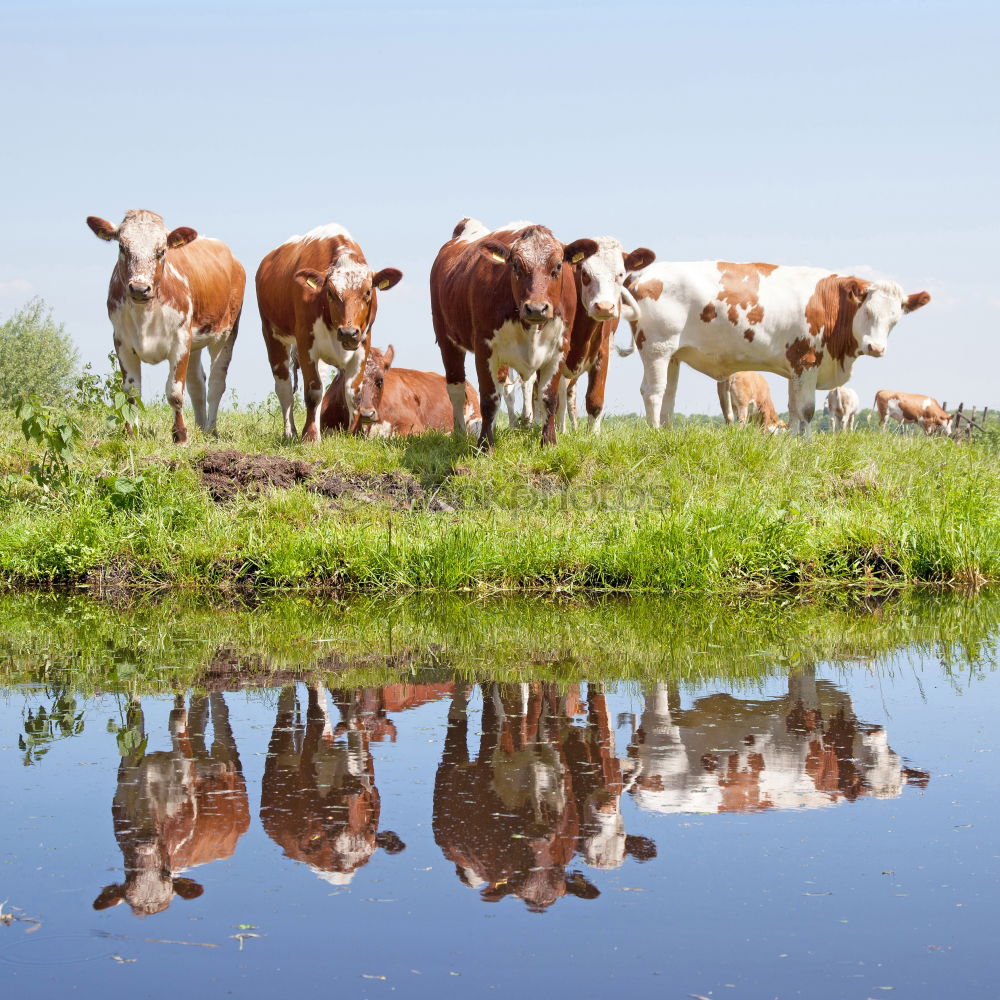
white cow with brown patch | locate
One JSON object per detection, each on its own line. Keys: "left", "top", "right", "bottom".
{"left": 825, "top": 386, "right": 860, "bottom": 431}
{"left": 619, "top": 262, "right": 930, "bottom": 435}
{"left": 87, "top": 210, "right": 246, "bottom": 443}
{"left": 874, "top": 390, "right": 952, "bottom": 435}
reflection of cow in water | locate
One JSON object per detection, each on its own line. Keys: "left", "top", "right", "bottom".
{"left": 93, "top": 694, "right": 250, "bottom": 916}
{"left": 628, "top": 669, "right": 929, "bottom": 814}
{"left": 434, "top": 682, "right": 655, "bottom": 911}
{"left": 260, "top": 683, "right": 450, "bottom": 886}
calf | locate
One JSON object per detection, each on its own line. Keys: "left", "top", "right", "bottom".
{"left": 620, "top": 261, "right": 930, "bottom": 434}
{"left": 825, "top": 386, "right": 860, "bottom": 431}
{"left": 717, "top": 371, "right": 787, "bottom": 432}
{"left": 430, "top": 218, "right": 598, "bottom": 447}
{"left": 559, "top": 239, "right": 654, "bottom": 433}
{"left": 320, "top": 345, "right": 481, "bottom": 438}
{"left": 256, "top": 224, "right": 402, "bottom": 441}
{"left": 874, "top": 390, "right": 952, "bottom": 435}
{"left": 87, "top": 210, "right": 245, "bottom": 443}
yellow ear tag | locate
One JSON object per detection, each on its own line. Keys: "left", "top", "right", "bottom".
{"left": 490, "top": 251, "right": 506, "bottom": 263}
{"left": 169, "top": 236, "right": 185, "bottom": 249}
{"left": 378, "top": 279, "right": 390, "bottom": 290}
{"left": 306, "top": 278, "right": 319, "bottom": 291}
{"left": 571, "top": 252, "right": 585, "bottom": 264}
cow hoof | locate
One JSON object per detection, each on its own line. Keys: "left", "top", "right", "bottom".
{"left": 302, "top": 426, "right": 320, "bottom": 443}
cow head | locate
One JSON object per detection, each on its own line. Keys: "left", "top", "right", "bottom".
{"left": 355, "top": 345, "right": 395, "bottom": 429}
{"left": 87, "top": 210, "right": 197, "bottom": 304}
{"left": 848, "top": 278, "right": 930, "bottom": 358}
{"left": 295, "top": 257, "right": 402, "bottom": 351}
{"left": 577, "top": 239, "right": 655, "bottom": 322}
{"left": 480, "top": 226, "right": 598, "bottom": 326}
{"left": 93, "top": 849, "right": 204, "bottom": 917}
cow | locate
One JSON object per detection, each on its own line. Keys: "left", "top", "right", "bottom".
{"left": 874, "top": 390, "right": 952, "bottom": 435}
{"left": 825, "top": 386, "right": 861, "bottom": 431}
{"left": 430, "top": 218, "right": 598, "bottom": 448}
{"left": 86, "top": 210, "right": 245, "bottom": 444}
{"left": 320, "top": 344, "right": 481, "bottom": 438}
{"left": 255, "top": 224, "right": 402, "bottom": 441}
{"left": 619, "top": 261, "right": 930, "bottom": 434}
{"left": 626, "top": 673, "right": 928, "bottom": 816}
{"left": 717, "top": 371, "right": 787, "bottom": 432}
{"left": 260, "top": 684, "right": 407, "bottom": 886}
{"left": 93, "top": 694, "right": 250, "bottom": 916}
{"left": 558, "top": 239, "right": 655, "bottom": 433}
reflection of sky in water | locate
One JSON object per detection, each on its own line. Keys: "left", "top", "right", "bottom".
{"left": 1, "top": 654, "right": 996, "bottom": 997}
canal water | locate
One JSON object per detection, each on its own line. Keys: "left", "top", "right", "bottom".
{"left": 0, "top": 592, "right": 996, "bottom": 997}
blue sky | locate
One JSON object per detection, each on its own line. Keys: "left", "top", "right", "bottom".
{"left": 1, "top": 0, "right": 997, "bottom": 415}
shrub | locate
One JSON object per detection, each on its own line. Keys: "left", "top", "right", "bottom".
{"left": 0, "top": 298, "right": 79, "bottom": 405}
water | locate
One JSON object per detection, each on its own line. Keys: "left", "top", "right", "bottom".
{"left": 0, "top": 593, "right": 997, "bottom": 997}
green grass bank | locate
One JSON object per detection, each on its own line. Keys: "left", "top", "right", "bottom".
{"left": 1, "top": 404, "right": 998, "bottom": 593}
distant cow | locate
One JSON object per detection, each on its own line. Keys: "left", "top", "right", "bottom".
{"left": 620, "top": 261, "right": 930, "bottom": 434}
{"left": 320, "top": 345, "right": 481, "bottom": 438}
{"left": 256, "top": 224, "right": 402, "bottom": 441}
{"left": 717, "top": 372, "right": 787, "bottom": 432}
{"left": 825, "top": 386, "right": 860, "bottom": 431}
{"left": 874, "top": 390, "right": 952, "bottom": 435}
{"left": 558, "top": 239, "right": 655, "bottom": 433}
{"left": 87, "top": 210, "right": 245, "bottom": 443}
{"left": 430, "top": 218, "right": 598, "bottom": 447}
{"left": 93, "top": 695, "right": 249, "bottom": 916}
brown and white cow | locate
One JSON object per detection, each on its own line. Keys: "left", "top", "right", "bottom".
{"left": 874, "top": 390, "right": 952, "bottom": 435}
{"left": 255, "top": 224, "right": 402, "bottom": 441}
{"left": 93, "top": 694, "right": 250, "bottom": 916}
{"left": 320, "top": 344, "right": 481, "bottom": 438}
{"left": 825, "top": 386, "right": 861, "bottom": 431}
{"left": 717, "top": 371, "right": 787, "bottom": 432}
{"left": 619, "top": 261, "right": 930, "bottom": 434}
{"left": 430, "top": 218, "right": 598, "bottom": 448}
{"left": 87, "top": 210, "right": 245, "bottom": 443}
{"left": 557, "top": 238, "right": 655, "bottom": 434}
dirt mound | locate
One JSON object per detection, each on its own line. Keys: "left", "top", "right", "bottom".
{"left": 309, "top": 471, "right": 428, "bottom": 509}
{"left": 196, "top": 450, "right": 315, "bottom": 502}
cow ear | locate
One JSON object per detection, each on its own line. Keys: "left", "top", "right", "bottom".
{"left": 172, "top": 877, "right": 204, "bottom": 900}
{"left": 563, "top": 238, "right": 599, "bottom": 265}
{"left": 383, "top": 344, "right": 395, "bottom": 368}
{"left": 372, "top": 267, "right": 402, "bottom": 292}
{"left": 624, "top": 834, "right": 658, "bottom": 862}
{"left": 295, "top": 268, "right": 326, "bottom": 295}
{"left": 375, "top": 830, "right": 406, "bottom": 854}
{"left": 903, "top": 290, "right": 931, "bottom": 313}
{"left": 87, "top": 216, "right": 118, "bottom": 242}
{"left": 167, "top": 227, "right": 197, "bottom": 250}
{"left": 92, "top": 883, "right": 125, "bottom": 910}
{"left": 841, "top": 277, "right": 869, "bottom": 305}
{"left": 480, "top": 240, "right": 509, "bottom": 265}
{"left": 624, "top": 247, "right": 656, "bottom": 271}
{"left": 564, "top": 871, "right": 600, "bottom": 900}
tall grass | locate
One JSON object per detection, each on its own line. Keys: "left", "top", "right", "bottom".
{"left": 1, "top": 403, "right": 998, "bottom": 592}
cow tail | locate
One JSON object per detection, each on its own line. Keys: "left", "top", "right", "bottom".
{"left": 615, "top": 286, "right": 640, "bottom": 357}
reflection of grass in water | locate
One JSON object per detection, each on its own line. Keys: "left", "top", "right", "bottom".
{"left": 0, "top": 588, "right": 996, "bottom": 695}
{"left": 2, "top": 411, "right": 1000, "bottom": 590}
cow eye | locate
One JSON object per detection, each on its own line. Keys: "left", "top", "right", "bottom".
{"left": 364, "top": 289, "right": 372, "bottom": 300}
{"left": 551, "top": 267, "right": 560, "bottom": 278}
{"left": 375, "top": 378, "right": 384, "bottom": 388}
{"left": 156, "top": 248, "right": 166, "bottom": 259}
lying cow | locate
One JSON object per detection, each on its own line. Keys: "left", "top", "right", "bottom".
{"left": 256, "top": 224, "right": 402, "bottom": 441}
{"left": 87, "top": 210, "right": 245, "bottom": 443}
{"left": 717, "top": 371, "right": 787, "bottom": 432}
{"left": 874, "top": 390, "right": 952, "bottom": 435}
{"left": 430, "top": 218, "right": 598, "bottom": 447}
{"left": 825, "top": 386, "right": 860, "bottom": 431}
{"left": 620, "top": 261, "right": 930, "bottom": 434}
{"left": 320, "top": 345, "right": 481, "bottom": 437}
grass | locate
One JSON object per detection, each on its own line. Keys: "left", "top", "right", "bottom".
{"left": 1, "top": 400, "right": 999, "bottom": 593}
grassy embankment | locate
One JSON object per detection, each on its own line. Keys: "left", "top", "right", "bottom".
{"left": 1, "top": 587, "right": 996, "bottom": 694}
{"left": 1, "top": 402, "right": 998, "bottom": 592}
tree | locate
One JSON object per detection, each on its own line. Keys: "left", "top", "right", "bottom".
{"left": 0, "top": 297, "right": 79, "bottom": 405}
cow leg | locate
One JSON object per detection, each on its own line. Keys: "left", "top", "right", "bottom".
{"left": 114, "top": 339, "right": 142, "bottom": 421}
{"left": 566, "top": 377, "right": 580, "bottom": 432}
{"left": 166, "top": 343, "right": 192, "bottom": 445}
{"left": 556, "top": 377, "right": 569, "bottom": 433}
{"left": 879, "top": 412, "right": 888, "bottom": 433}
{"left": 204, "top": 321, "right": 238, "bottom": 434}
{"left": 717, "top": 381, "right": 734, "bottom": 424}
{"left": 639, "top": 347, "right": 669, "bottom": 429}
{"left": 477, "top": 352, "right": 501, "bottom": 449}
{"left": 298, "top": 349, "right": 325, "bottom": 443}
{"left": 787, "top": 373, "right": 817, "bottom": 436}
{"left": 538, "top": 361, "right": 561, "bottom": 446}
{"left": 264, "top": 324, "right": 297, "bottom": 439}
{"left": 186, "top": 347, "right": 208, "bottom": 430}
{"left": 524, "top": 371, "right": 540, "bottom": 425}
{"left": 846, "top": 413, "right": 855, "bottom": 431}
{"left": 440, "top": 339, "right": 470, "bottom": 436}
{"left": 659, "top": 356, "right": 681, "bottom": 428}
{"left": 585, "top": 358, "right": 608, "bottom": 434}
{"left": 499, "top": 367, "right": 518, "bottom": 428}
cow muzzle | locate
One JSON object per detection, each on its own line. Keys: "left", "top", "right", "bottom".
{"left": 128, "top": 281, "right": 154, "bottom": 303}
{"left": 358, "top": 407, "right": 377, "bottom": 424}
{"left": 866, "top": 344, "right": 885, "bottom": 358}
{"left": 521, "top": 302, "right": 552, "bottom": 324}
{"left": 337, "top": 327, "right": 362, "bottom": 349}
{"left": 588, "top": 301, "right": 616, "bottom": 321}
